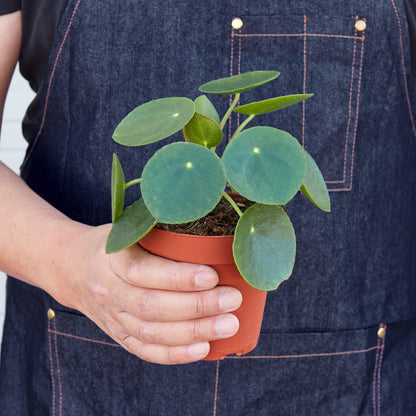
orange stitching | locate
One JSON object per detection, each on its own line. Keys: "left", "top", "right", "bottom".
{"left": 237, "top": 29, "right": 242, "bottom": 128}
{"left": 390, "top": 0, "right": 416, "bottom": 140}
{"left": 372, "top": 337, "right": 381, "bottom": 416}
{"left": 235, "top": 33, "right": 364, "bottom": 40}
{"left": 377, "top": 325, "right": 387, "bottom": 416}
{"left": 329, "top": 34, "right": 365, "bottom": 192}
{"left": 48, "top": 321, "right": 56, "bottom": 416}
{"left": 347, "top": 33, "right": 365, "bottom": 191}
{"left": 229, "top": 31, "right": 235, "bottom": 142}
{"left": 53, "top": 321, "right": 63, "bottom": 416}
{"left": 326, "top": 20, "right": 358, "bottom": 184}
{"left": 20, "top": 0, "right": 82, "bottom": 172}
{"left": 48, "top": 329, "right": 120, "bottom": 348}
{"left": 302, "top": 15, "right": 307, "bottom": 148}
{"left": 342, "top": 24, "right": 358, "bottom": 183}
{"left": 212, "top": 360, "right": 220, "bottom": 416}
{"left": 226, "top": 344, "right": 380, "bottom": 359}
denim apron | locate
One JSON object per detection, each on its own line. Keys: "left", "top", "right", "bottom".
{"left": 1, "top": 1, "right": 416, "bottom": 414}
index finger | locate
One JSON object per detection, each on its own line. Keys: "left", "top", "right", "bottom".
{"left": 109, "top": 243, "right": 219, "bottom": 291}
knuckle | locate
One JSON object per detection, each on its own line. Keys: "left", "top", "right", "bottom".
{"left": 91, "top": 281, "right": 109, "bottom": 306}
{"left": 167, "top": 263, "right": 188, "bottom": 291}
{"left": 135, "top": 344, "right": 149, "bottom": 362}
{"left": 191, "top": 320, "right": 203, "bottom": 341}
{"left": 137, "top": 323, "right": 153, "bottom": 343}
{"left": 166, "top": 347, "right": 180, "bottom": 365}
{"left": 194, "top": 293, "right": 206, "bottom": 317}
{"left": 125, "top": 258, "right": 143, "bottom": 285}
{"left": 137, "top": 290, "right": 158, "bottom": 319}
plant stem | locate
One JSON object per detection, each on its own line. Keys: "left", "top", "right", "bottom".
{"left": 124, "top": 178, "right": 141, "bottom": 189}
{"left": 220, "top": 93, "right": 240, "bottom": 130}
{"left": 223, "top": 191, "right": 243, "bottom": 217}
{"left": 230, "top": 114, "right": 255, "bottom": 141}
{"left": 182, "top": 127, "right": 190, "bottom": 142}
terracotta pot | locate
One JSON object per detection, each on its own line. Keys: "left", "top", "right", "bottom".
{"left": 139, "top": 227, "right": 267, "bottom": 360}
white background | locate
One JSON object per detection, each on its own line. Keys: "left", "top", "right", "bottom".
{"left": 0, "top": 69, "right": 35, "bottom": 346}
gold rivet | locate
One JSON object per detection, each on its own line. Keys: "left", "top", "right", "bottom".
{"left": 47, "top": 308, "right": 55, "bottom": 320}
{"left": 377, "top": 327, "right": 386, "bottom": 339}
{"left": 232, "top": 17, "right": 243, "bottom": 30}
{"left": 355, "top": 19, "right": 366, "bottom": 32}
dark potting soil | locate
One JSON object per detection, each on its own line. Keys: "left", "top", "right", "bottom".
{"left": 156, "top": 196, "right": 254, "bottom": 236}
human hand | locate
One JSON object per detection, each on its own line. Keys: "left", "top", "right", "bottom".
{"left": 55, "top": 224, "right": 242, "bottom": 365}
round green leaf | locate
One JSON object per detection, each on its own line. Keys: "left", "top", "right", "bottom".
{"left": 194, "top": 95, "right": 220, "bottom": 124}
{"left": 113, "top": 97, "right": 195, "bottom": 146}
{"left": 199, "top": 71, "right": 280, "bottom": 95}
{"left": 234, "top": 94, "right": 313, "bottom": 115}
{"left": 111, "top": 153, "right": 125, "bottom": 223}
{"left": 301, "top": 150, "right": 331, "bottom": 212}
{"left": 222, "top": 126, "right": 306, "bottom": 205}
{"left": 141, "top": 142, "right": 226, "bottom": 224}
{"left": 183, "top": 112, "right": 223, "bottom": 148}
{"left": 233, "top": 204, "right": 296, "bottom": 291}
{"left": 105, "top": 199, "right": 156, "bottom": 254}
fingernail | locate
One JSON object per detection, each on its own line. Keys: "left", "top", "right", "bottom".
{"left": 215, "top": 314, "right": 239, "bottom": 337}
{"left": 194, "top": 271, "right": 218, "bottom": 289}
{"left": 188, "top": 342, "right": 210, "bottom": 358}
{"left": 218, "top": 289, "right": 242, "bottom": 312}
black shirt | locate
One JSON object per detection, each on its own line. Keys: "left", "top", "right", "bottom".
{"left": 1, "top": 0, "right": 416, "bottom": 138}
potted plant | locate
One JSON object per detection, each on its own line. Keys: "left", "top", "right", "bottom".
{"left": 105, "top": 71, "right": 330, "bottom": 360}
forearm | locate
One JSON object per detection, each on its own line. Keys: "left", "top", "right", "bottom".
{"left": 0, "top": 161, "right": 91, "bottom": 303}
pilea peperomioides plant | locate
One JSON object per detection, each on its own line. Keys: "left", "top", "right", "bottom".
{"left": 106, "top": 71, "right": 330, "bottom": 291}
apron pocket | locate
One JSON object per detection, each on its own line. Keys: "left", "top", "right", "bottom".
{"left": 47, "top": 309, "right": 385, "bottom": 415}
{"left": 214, "top": 325, "right": 385, "bottom": 416}
{"left": 228, "top": 13, "right": 366, "bottom": 192}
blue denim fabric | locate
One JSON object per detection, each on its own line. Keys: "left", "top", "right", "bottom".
{"left": 1, "top": 0, "right": 416, "bottom": 414}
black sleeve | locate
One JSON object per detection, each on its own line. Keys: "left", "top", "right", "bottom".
{"left": 0, "top": 0, "right": 21, "bottom": 16}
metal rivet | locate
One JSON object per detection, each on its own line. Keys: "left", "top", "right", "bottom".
{"left": 377, "top": 327, "right": 386, "bottom": 339}
{"left": 47, "top": 308, "right": 56, "bottom": 320}
{"left": 232, "top": 17, "right": 243, "bottom": 30}
{"left": 355, "top": 19, "right": 366, "bottom": 32}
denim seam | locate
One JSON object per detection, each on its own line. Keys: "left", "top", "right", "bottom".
{"left": 372, "top": 337, "right": 381, "bottom": 416}
{"left": 331, "top": 30, "right": 365, "bottom": 192}
{"left": 20, "top": 0, "right": 82, "bottom": 171}
{"left": 213, "top": 360, "right": 220, "bottom": 416}
{"left": 235, "top": 33, "right": 364, "bottom": 40}
{"left": 390, "top": 0, "right": 416, "bottom": 140}
{"left": 327, "top": 18, "right": 358, "bottom": 185}
{"left": 377, "top": 325, "right": 386, "bottom": 416}
{"left": 48, "top": 329, "right": 121, "bottom": 348}
{"left": 228, "top": 28, "right": 243, "bottom": 142}
{"left": 53, "top": 320, "right": 63, "bottom": 416}
{"left": 302, "top": 15, "right": 307, "bottom": 147}
{"left": 47, "top": 320, "right": 56, "bottom": 416}
{"left": 225, "top": 345, "right": 380, "bottom": 359}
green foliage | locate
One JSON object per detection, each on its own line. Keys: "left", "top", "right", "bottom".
{"left": 141, "top": 142, "right": 226, "bottom": 224}
{"left": 107, "top": 70, "right": 330, "bottom": 291}
{"left": 234, "top": 94, "right": 313, "bottom": 115}
{"left": 199, "top": 70, "right": 280, "bottom": 94}
{"left": 233, "top": 204, "right": 296, "bottom": 290}
{"left": 183, "top": 112, "right": 223, "bottom": 148}
{"left": 222, "top": 127, "right": 306, "bottom": 205}
{"left": 111, "top": 154, "right": 125, "bottom": 223}
{"left": 112, "top": 97, "right": 194, "bottom": 146}
{"left": 106, "top": 199, "right": 156, "bottom": 254}
{"left": 301, "top": 149, "right": 331, "bottom": 212}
